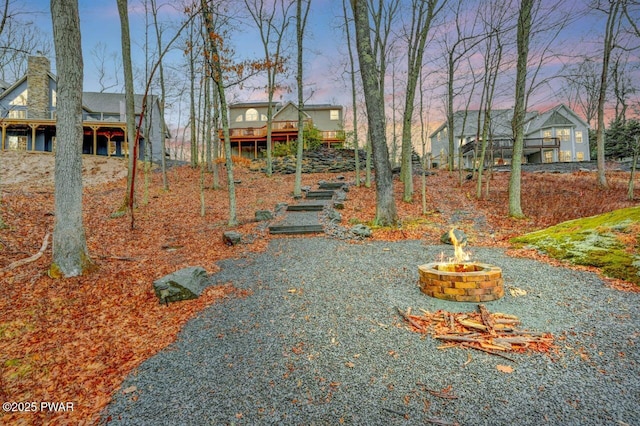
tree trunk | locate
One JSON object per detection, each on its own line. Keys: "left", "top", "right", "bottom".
{"left": 595, "top": 0, "right": 621, "bottom": 189}
{"left": 201, "top": 1, "right": 237, "bottom": 226}
{"left": 50, "top": 0, "right": 93, "bottom": 277}
{"left": 629, "top": 136, "right": 639, "bottom": 201}
{"left": 508, "top": 0, "right": 533, "bottom": 219}
{"left": 117, "top": 0, "right": 138, "bottom": 213}
{"left": 352, "top": 0, "right": 397, "bottom": 226}
{"left": 343, "top": 0, "right": 360, "bottom": 186}
{"left": 293, "top": 0, "right": 310, "bottom": 198}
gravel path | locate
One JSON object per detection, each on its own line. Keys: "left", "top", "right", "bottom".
{"left": 101, "top": 238, "right": 639, "bottom": 425}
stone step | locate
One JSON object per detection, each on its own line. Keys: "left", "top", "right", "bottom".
{"left": 318, "top": 182, "right": 345, "bottom": 189}
{"left": 287, "top": 201, "right": 327, "bottom": 212}
{"left": 306, "top": 190, "right": 335, "bottom": 200}
{"left": 268, "top": 224, "right": 324, "bottom": 234}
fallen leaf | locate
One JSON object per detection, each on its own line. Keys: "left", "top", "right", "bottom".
{"left": 496, "top": 364, "right": 513, "bottom": 373}
{"left": 345, "top": 361, "right": 355, "bottom": 368}
{"left": 122, "top": 386, "right": 137, "bottom": 394}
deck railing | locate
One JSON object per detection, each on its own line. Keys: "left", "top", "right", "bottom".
{"left": 461, "top": 137, "right": 560, "bottom": 154}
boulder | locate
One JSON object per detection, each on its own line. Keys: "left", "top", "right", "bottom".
{"left": 351, "top": 224, "right": 372, "bottom": 238}
{"left": 326, "top": 209, "right": 342, "bottom": 223}
{"left": 153, "top": 266, "right": 209, "bottom": 305}
{"left": 255, "top": 210, "right": 274, "bottom": 221}
{"left": 440, "top": 228, "right": 467, "bottom": 245}
{"left": 223, "top": 231, "right": 242, "bottom": 246}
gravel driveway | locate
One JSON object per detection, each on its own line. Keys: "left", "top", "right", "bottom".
{"left": 100, "top": 238, "right": 639, "bottom": 425}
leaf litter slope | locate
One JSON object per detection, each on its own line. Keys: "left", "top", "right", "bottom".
{"left": 0, "top": 152, "right": 637, "bottom": 424}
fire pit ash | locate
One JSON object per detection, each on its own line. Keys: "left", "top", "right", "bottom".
{"left": 418, "top": 229, "right": 504, "bottom": 302}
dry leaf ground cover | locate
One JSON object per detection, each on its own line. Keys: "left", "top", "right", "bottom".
{"left": 0, "top": 152, "right": 637, "bottom": 424}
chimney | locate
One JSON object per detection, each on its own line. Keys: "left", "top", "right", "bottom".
{"left": 27, "top": 56, "right": 51, "bottom": 119}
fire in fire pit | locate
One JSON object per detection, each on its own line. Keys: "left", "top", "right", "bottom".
{"left": 419, "top": 229, "right": 504, "bottom": 302}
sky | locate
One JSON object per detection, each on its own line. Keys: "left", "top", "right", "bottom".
{"left": 10, "top": 0, "right": 640, "bottom": 130}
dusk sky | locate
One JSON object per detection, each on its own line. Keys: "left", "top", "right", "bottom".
{"left": 13, "top": 0, "right": 640, "bottom": 128}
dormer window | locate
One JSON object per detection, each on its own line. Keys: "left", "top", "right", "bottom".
{"left": 330, "top": 109, "right": 339, "bottom": 120}
{"left": 245, "top": 108, "right": 258, "bottom": 121}
{"left": 235, "top": 115, "right": 243, "bottom": 122}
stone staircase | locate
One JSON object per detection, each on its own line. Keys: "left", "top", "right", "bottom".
{"left": 267, "top": 180, "right": 348, "bottom": 235}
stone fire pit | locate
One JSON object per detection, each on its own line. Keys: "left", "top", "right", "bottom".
{"left": 418, "top": 262, "right": 504, "bottom": 302}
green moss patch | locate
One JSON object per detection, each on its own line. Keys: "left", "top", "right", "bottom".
{"left": 511, "top": 206, "right": 640, "bottom": 285}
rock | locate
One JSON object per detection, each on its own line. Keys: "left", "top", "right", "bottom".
{"left": 334, "top": 190, "right": 347, "bottom": 202}
{"left": 351, "top": 224, "right": 372, "bottom": 238}
{"left": 275, "top": 203, "right": 288, "bottom": 215}
{"left": 255, "top": 210, "right": 274, "bottom": 221}
{"left": 153, "top": 266, "right": 209, "bottom": 305}
{"left": 327, "top": 209, "right": 342, "bottom": 223}
{"left": 223, "top": 231, "right": 242, "bottom": 246}
{"left": 440, "top": 228, "right": 467, "bottom": 245}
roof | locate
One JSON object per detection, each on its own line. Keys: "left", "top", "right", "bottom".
{"left": 82, "top": 92, "right": 156, "bottom": 114}
{"left": 430, "top": 105, "right": 586, "bottom": 139}
{"left": 229, "top": 101, "right": 342, "bottom": 111}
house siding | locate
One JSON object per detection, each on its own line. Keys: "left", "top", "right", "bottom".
{"left": 429, "top": 105, "right": 590, "bottom": 168}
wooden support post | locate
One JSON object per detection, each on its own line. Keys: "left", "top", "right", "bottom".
{"left": 1, "top": 123, "right": 6, "bottom": 150}
{"left": 30, "top": 124, "right": 38, "bottom": 151}
{"left": 91, "top": 125, "right": 99, "bottom": 155}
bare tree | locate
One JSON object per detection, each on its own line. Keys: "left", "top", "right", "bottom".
{"left": 293, "top": 0, "right": 310, "bottom": 198}
{"left": 90, "top": 42, "right": 122, "bottom": 92}
{"left": 149, "top": 0, "right": 170, "bottom": 190}
{"left": 508, "top": 0, "right": 533, "bottom": 218}
{"left": 244, "top": 0, "right": 294, "bottom": 177}
{"left": 441, "top": 0, "right": 486, "bottom": 176}
{"left": 398, "top": 0, "right": 445, "bottom": 201}
{"left": 342, "top": 0, "right": 361, "bottom": 186}
{"left": 117, "top": 0, "right": 140, "bottom": 220}
{"left": 594, "top": 0, "right": 624, "bottom": 189}
{"left": 562, "top": 58, "right": 601, "bottom": 127}
{"left": 351, "top": 0, "right": 397, "bottom": 226}
{"left": 201, "top": 0, "right": 238, "bottom": 226}
{"left": 0, "top": 0, "right": 53, "bottom": 83}
{"left": 50, "top": 0, "right": 93, "bottom": 277}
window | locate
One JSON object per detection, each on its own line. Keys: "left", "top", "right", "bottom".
{"left": 544, "top": 151, "right": 553, "bottom": 163}
{"left": 245, "top": 108, "right": 258, "bottom": 121}
{"left": 10, "top": 89, "right": 27, "bottom": 106}
{"left": 542, "top": 129, "right": 552, "bottom": 142}
{"left": 8, "top": 135, "right": 27, "bottom": 150}
{"left": 559, "top": 150, "right": 572, "bottom": 162}
{"left": 557, "top": 128, "right": 570, "bottom": 142}
{"left": 575, "top": 130, "right": 583, "bottom": 143}
{"left": 576, "top": 152, "right": 584, "bottom": 161}
{"left": 52, "top": 89, "right": 57, "bottom": 107}
{"left": 330, "top": 109, "right": 339, "bottom": 120}
{"left": 8, "top": 109, "right": 26, "bottom": 118}
{"left": 235, "top": 115, "right": 243, "bottom": 122}
{"left": 260, "top": 114, "right": 267, "bottom": 121}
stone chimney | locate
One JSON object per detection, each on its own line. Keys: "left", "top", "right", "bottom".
{"left": 27, "top": 56, "right": 51, "bottom": 119}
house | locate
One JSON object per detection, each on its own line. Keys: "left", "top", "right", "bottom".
{"left": 429, "top": 104, "right": 590, "bottom": 168}
{"left": 225, "top": 101, "right": 345, "bottom": 158}
{"left": 0, "top": 55, "right": 167, "bottom": 161}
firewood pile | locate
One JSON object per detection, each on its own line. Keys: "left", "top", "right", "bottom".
{"left": 397, "top": 304, "right": 555, "bottom": 359}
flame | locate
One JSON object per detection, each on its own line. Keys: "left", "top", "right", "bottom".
{"left": 449, "top": 228, "right": 470, "bottom": 263}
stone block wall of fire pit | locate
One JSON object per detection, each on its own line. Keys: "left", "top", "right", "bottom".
{"left": 418, "top": 262, "right": 504, "bottom": 302}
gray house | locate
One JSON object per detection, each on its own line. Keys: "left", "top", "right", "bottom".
{"left": 429, "top": 104, "right": 590, "bottom": 168}
{"left": 0, "top": 55, "right": 168, "bottom": 161}
{"left": 226, "top": 101, "right": 344, "bottom": 158}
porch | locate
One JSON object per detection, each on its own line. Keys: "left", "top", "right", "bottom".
{"left": 460, "top": 137, "right": 561, "bottom": 167}
{"left": 224, "top": 120, "right": 345, "bottom": 159}
{"left": 0, "top": 113, "right": 144, "bottom": 158}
